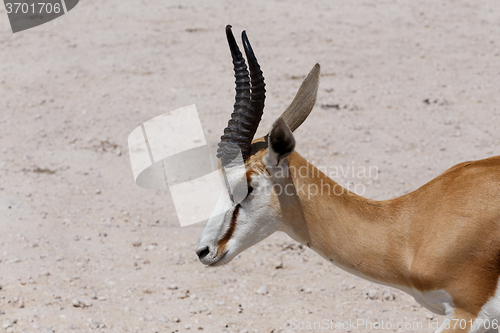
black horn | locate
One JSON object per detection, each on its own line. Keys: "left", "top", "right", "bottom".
{"left": 217, "top": 26, "right": 266, "bottom": 166}
{"left": 242, "top": 30, "right": 266, "bottom": 128}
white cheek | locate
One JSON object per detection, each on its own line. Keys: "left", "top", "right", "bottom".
{"left": 230, "top": 209, "right": 277, "bottom": 252}
{"left": 235, "top": 188, "right": 281, "bottom": 243}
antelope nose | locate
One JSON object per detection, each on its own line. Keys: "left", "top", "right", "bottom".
{"left": 196, "top": 246, "right": 210, "bottom": 260}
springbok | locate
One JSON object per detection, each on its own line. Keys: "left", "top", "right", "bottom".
{"left": 195, "top": 26, "right": 500, "bottom": 333}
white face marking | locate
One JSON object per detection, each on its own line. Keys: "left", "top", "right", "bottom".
{"left": 195, "top": 165, "right": 283, "bottom": 266}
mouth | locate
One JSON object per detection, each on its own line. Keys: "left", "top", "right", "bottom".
{"left": 208, "top": 250, "right": 229, "bottom": 267}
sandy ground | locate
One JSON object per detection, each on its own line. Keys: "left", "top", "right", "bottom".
{"left": 0, "top": 0, "right": 500, "bottom": 332}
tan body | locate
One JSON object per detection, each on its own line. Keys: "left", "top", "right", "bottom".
{"left": 257, "top": 147, "right": 500, "bottom": 331}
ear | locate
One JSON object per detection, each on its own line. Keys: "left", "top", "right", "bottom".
{"left": 265, "top": 118, "right": 295, "bottom": 167}
{"left": 279, "top": 63, "right": 320, "bottom": 132}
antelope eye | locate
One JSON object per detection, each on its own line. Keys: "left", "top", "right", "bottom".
{"left": 247, "top": 186, "right": 254, "bottom": 195}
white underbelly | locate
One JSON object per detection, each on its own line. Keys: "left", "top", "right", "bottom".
{"left": 320, "top": 252, "right": 452, "bottom": 314}
{"left": 318, "top": 248, "right": 500, "bottom": 332}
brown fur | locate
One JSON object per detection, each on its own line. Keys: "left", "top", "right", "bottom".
{"left": 246, "top": 138, "right": 500, "bottom": 327}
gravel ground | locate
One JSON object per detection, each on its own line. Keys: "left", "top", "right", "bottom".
{"left": 0, "top": 1, "right": 499, "bottom": 332}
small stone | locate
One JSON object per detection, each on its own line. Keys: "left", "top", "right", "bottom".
{"left": 157, "top": 315, "right": 168, "bottom": 323}
{"left": 176, "top": 289, "right": 190, "bottom": 299}
{"left": 256, "top": 285, "right": 268, "bottom": 295}
{"left": 41, "top": 329, "right": 55, "bottom": 333}
{"left": 172, "top": 317, "right": 181, "bottom": 323}
{"left": 0, "top": 309, "right": 4, "bottom": 315}
{"left": 426, "top": 313, "right": 435, "bottom": 320}
{"left": 15, "top": 297, "right": 24, "bottom": 308}
{"left": 382, "top": 290, "right": 395, "bottom": 301}
{"left": 366, "top": 290, "right": 380, "bottom": 300}
{"left": 132, "top": 238, "right": 142, "bottom": 247}
{"left": 89, "top": 321, "right": 105, "bottom": 329}
{"left": 168, "top": 284, "right": 178, "bottom": 290}
{"left": 275, "top": 259, "right": 284, "bottom": 269}
{"left": 95, "top": 189, "right": 101, "bottom": 195}
{"left": 72, "top": 298, "right": 92, "bottom": 308}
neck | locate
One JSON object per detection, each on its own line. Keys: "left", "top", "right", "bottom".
{"left": 276, "top": 152, "right": 412, "bottom": 287}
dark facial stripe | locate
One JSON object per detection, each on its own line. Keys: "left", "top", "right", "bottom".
{"left": 217, "top": 204, "right": 240, "bottom": 255}
{"left": 246, "top": 169, "right": 256, "bottom": 185}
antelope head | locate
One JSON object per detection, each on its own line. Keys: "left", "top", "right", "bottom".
{"left": 195, "top": 26, "right": 320, "bottom": 266}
